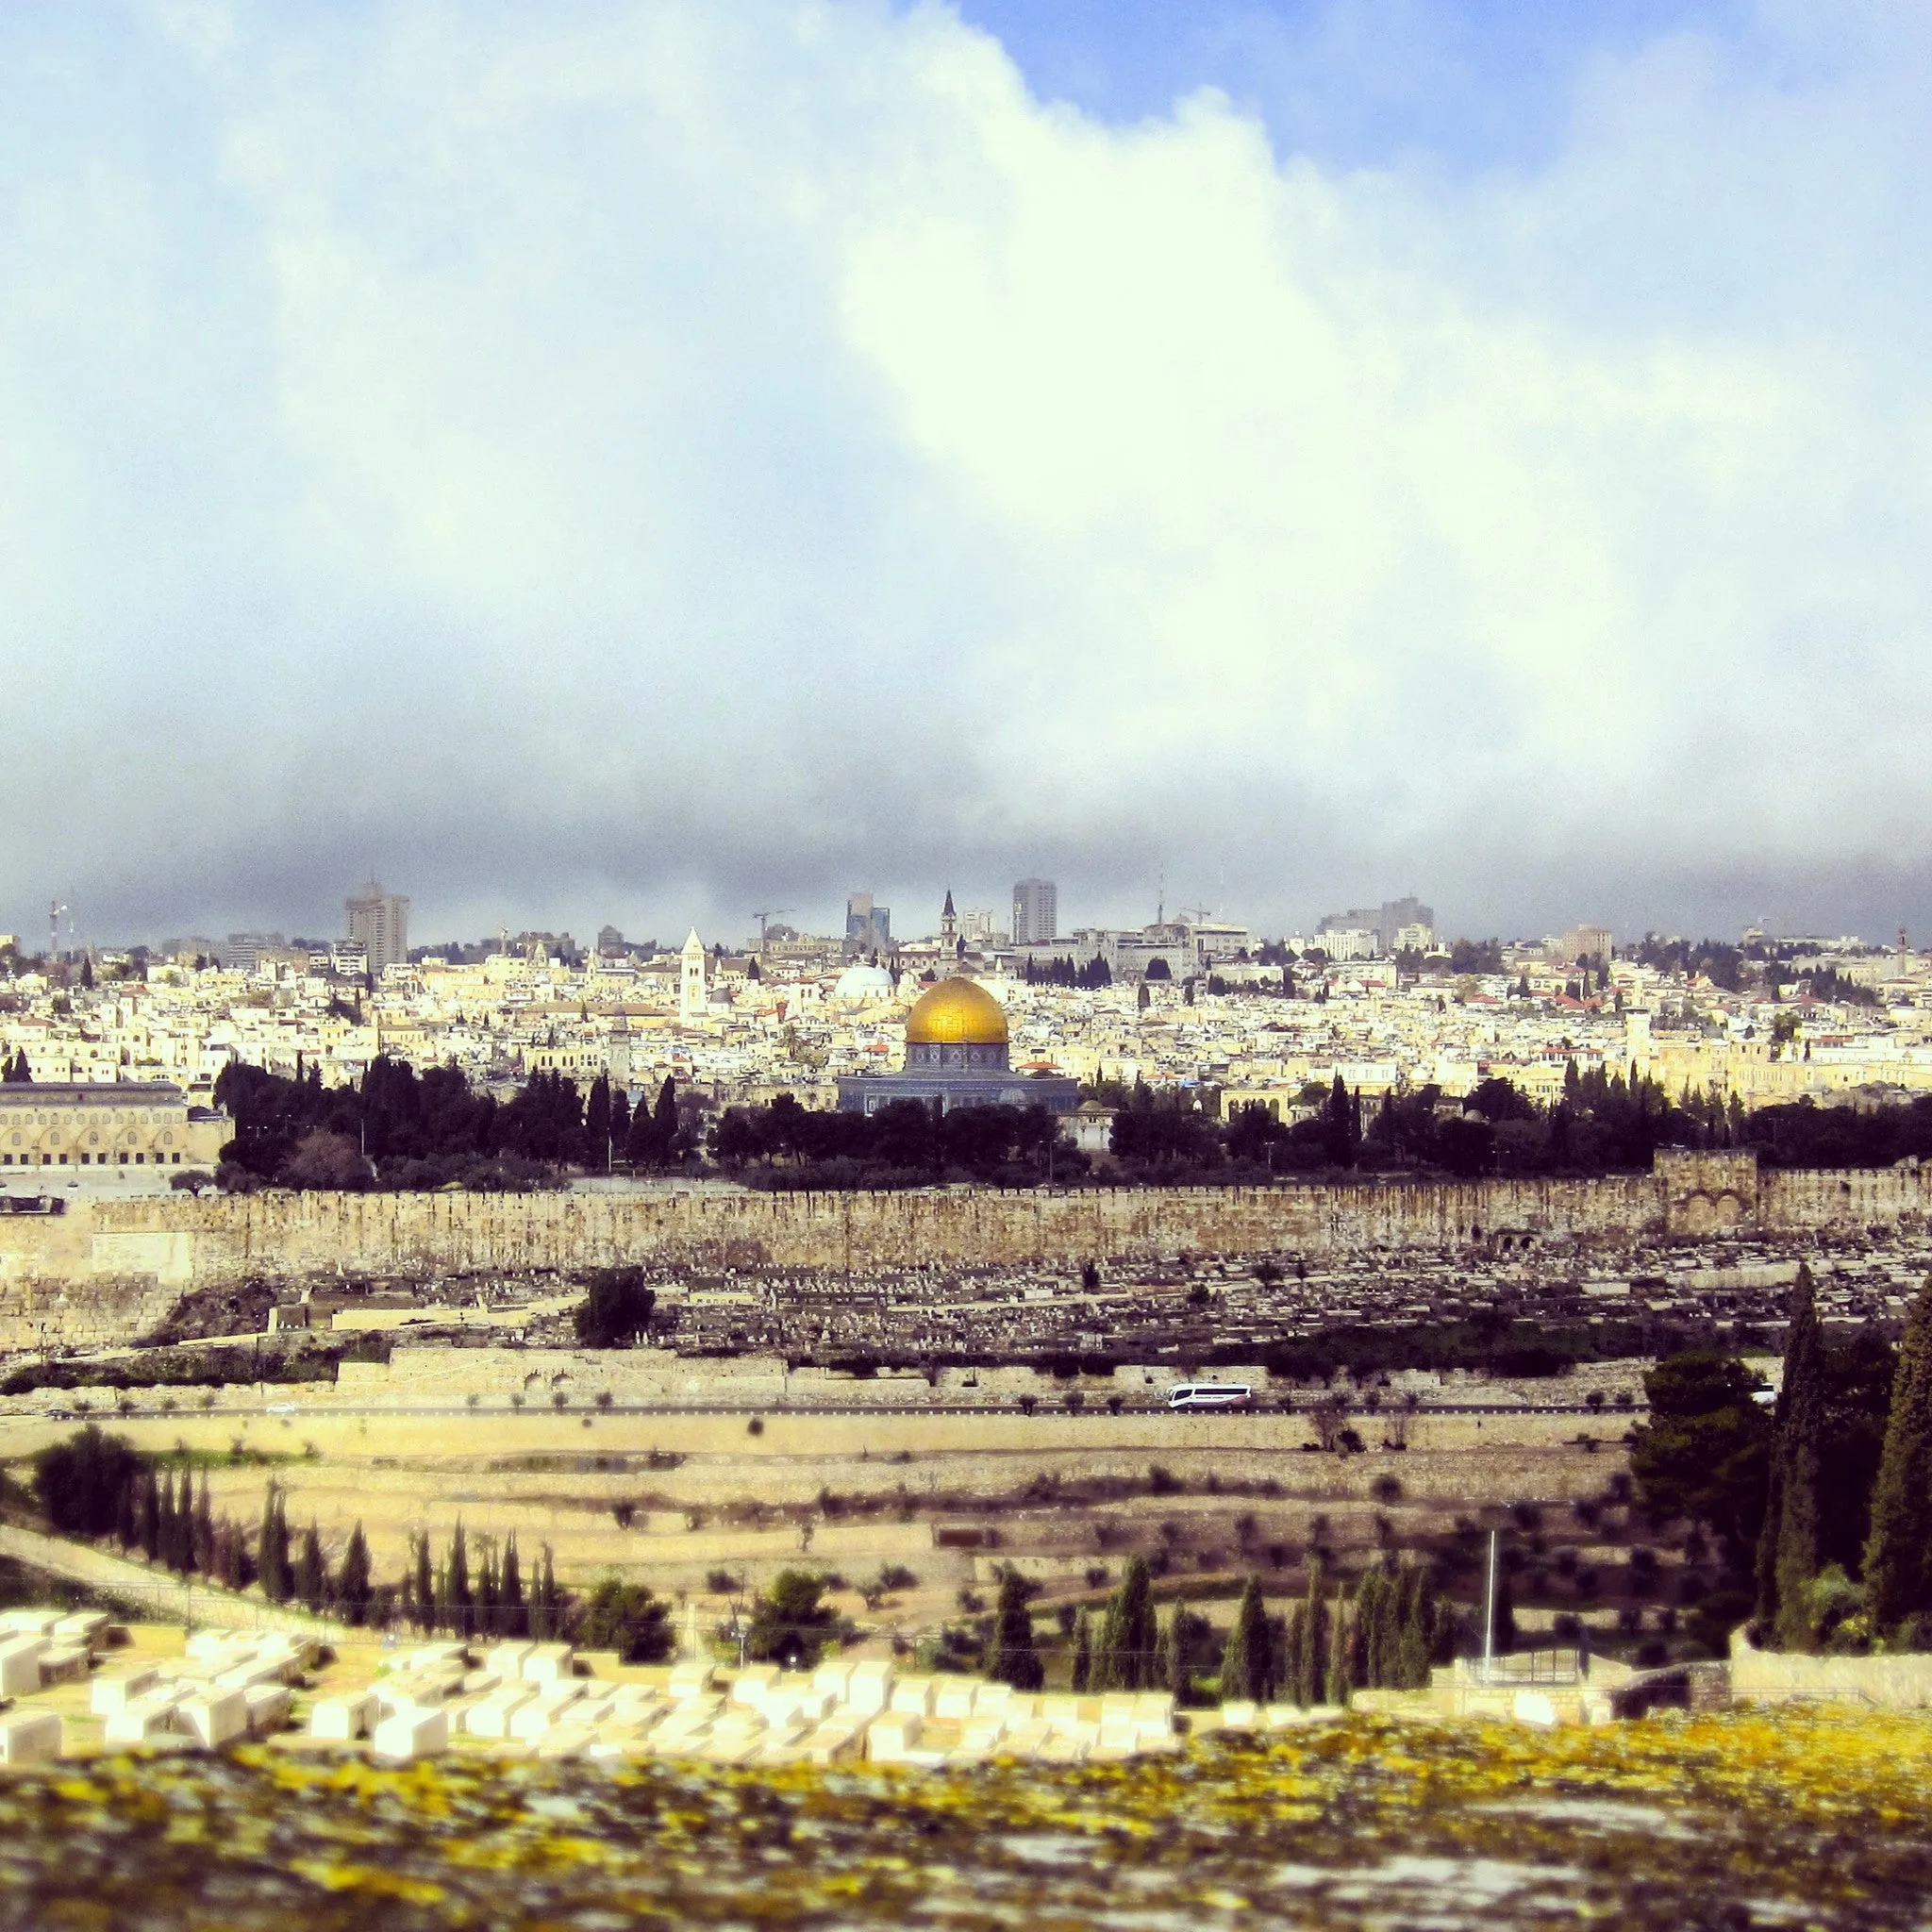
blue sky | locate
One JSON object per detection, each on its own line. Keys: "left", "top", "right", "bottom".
{"left": 945, "top": 0, "right": 1746, "bottom": 167}
{"left": 1, "top": 0, "right": 1929, "bottom": 950}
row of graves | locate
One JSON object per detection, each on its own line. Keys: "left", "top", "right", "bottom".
{"left": 0, "top": 1610, "right": 1346, "bottom": 1770}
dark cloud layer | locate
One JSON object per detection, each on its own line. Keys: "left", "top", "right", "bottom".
{"left": 4, "top": 2, "right": 1931, "bottom": 951}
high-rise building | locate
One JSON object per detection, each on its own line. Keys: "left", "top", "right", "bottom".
{"left": 1318, "top": 895, "right": 1433, "bottom": 954}
{"left": 344, "top": 882, "right": 410, "bottom": 974}
{"left": 1011, "top": 877, "right": 1058, "bottom": 946}
{"left": 845, "top": 891, "right": 891, "bottom": 958}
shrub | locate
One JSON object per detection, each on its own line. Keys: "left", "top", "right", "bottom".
{"left": 576, "top": 1574, "right": 675, "bottom": 1663}
{"left": 744, "top": 1570, "right": 838, "bottom": 1669}
{"left": 33, "top": 1425, "right": 143, "bottom": 1538}
{"left": 747, "top": 1416, "right": 764, "bottom": 1436}
{"left": 1371, "top": 1474, "right": 1404, "bottom": 1504}
{"left": 573, "top": 1267, "right": 656, "bottom": 1349}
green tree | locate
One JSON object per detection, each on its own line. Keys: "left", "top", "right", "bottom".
{"left": 1863, "top": 1283, "right": 1932, "bottom": 1638}
{"left": 1281, "top": 1604, "right": 1306, "bottom": 1706}
{"left": 258, "top": 1484, "right": 291, "bottom": 1604}
{"left": 1295, "top": 1563, "right": 1327, "bottom": 1707}
{"left": 1757, "top": 1266, "right": 1827, "bottom": 1648}
{"left": 500, "top": 1531, "right": 528, "bottom": 1639}
{"left": 585, "top": 1074, "right": 612, "bottom": 1172}
{"left": 988, "top": 1569, "right": 1044, "bottom": 1690}
{"left": 745, "top": 1569, "right": 838, "bottom": 1669}
{"left": 335, "top": 1523, "right": 374, "bottom": 1625}
{"left": 1396, "top": 1565, "right": 1432, "bottom": 1689}
{"left": 412, "top": 1532, "right": 435, "bottom": 1634}
{"left": 32, "top": 1424, "right": 142, "bottom": 1539}
{"left": 578, "top": 1574, "right": 675, "bottom": 1662}
{"left": 528, "top": 1544, "right": 563, "bottom": 1642}
{"left": 192, "top": 1472, "right": 215, "bottom": 1575}
{"left": 1629, "top": 1352, "right": 1772, "bottom": 1566}
{"left": 1220, "top": 1574, "right": 1275, "bottom": 1703}
{"left": 440, "top": 1521, "right": 474, "bottom": 1638}
{"left": 296, "top": 1522, "right": 325, "bottom": 1613}
{"left": 1094, "top": 1555, "right": 1158, "bottom": 1690}
{"left": 624, "top": 1089, "right": 659, "bottom": 1169}
{"left": 574, "top": 1266, "right": 656, "bottom": 1349}
{"left": 1070, "top": 1609, "right": 1091, "bottom": 1692}
{"left": 1324, "top": 1587, "right": 1352, "bottom": 1706}
{"left": 652, "top": 1077, "right": 679, "bottom": 1164}
{"left": 475, "top": 1536, "right": 500, "bottom": 1641}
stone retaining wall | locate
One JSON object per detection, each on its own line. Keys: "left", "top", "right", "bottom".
{"left": 1728, "top": 1627, "right": 1932, "bottom": 1708}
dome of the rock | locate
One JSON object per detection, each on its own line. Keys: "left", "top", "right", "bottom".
{"left": 905, "top": 976, "right": 1009, "bottom": 1047}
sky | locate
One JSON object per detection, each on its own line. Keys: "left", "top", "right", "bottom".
{"left": 3, "top": 0, "right": 1931, "bottom": 953}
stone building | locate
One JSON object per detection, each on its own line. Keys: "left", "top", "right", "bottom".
{"left": 0, "top": 1083, "right": 229, "bottom": 1171}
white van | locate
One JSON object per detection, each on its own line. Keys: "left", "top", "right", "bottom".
{"left": 1165, "top": 1382, "right": 1254, "bottom": 1410}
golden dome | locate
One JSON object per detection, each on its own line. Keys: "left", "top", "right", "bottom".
{"left": 905, "top": 976, "right": 1008, "bottom": 1046}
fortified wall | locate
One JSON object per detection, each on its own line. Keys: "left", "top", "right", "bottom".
{"left": 0, "top": 1149, "right": 1926, "bottom": 1354}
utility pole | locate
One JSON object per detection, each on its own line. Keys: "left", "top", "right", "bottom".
{"left": 1482, "top": 1529, "right": 1498, "bottom": 1684}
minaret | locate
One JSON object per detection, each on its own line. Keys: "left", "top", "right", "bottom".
{"left": 679, "top": 927, "right": 707, "bottom": 1024}
{"left": 608, "top": 1008, "right": 631, "bottom": 1090}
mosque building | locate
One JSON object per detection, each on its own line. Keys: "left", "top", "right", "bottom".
{"left": 835, "top": 975, "right": 1079, "bottom": 1118}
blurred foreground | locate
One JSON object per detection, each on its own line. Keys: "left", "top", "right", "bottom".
{"left": 0, "top": 1708, "right": 1928, "bottom": 1928}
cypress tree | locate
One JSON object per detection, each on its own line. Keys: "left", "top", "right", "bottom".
{"left": 501, "top": 1531, "right": 527, "bottom": 1639}
{"left": 1296, "top": 1564, "right": 1327, "bottom": 1707}
{"left": 1281, "top": 1604, "right": 1307, "bottom": 1707}
{"left": 441, "top": 1521, "right": 473, "bottom": 1638}
{"left": 296, "top": 1523, "right": 325, "bottom": 1613}
{"left": 1397, "top": 1566, "right": 1431, "bottom": 1689}
{"left": 1324, "top": 1588, "right": 1353, "bottom": 1707}
{"left": 174, "top": 1473, "right": 198, "bottom": 1575}
{"left": 1350, "top": 1566, "right": 1385, "bottom": 1688}
{"left": 336, "top": 1523, "right": 373, "bottom": 1626}
{"left": 1863, "top": 1281, "right": 1932, "bottom": 1638}
{"left": 652, "top": 1077, "right": 679, "bottom": 1164}
{"left": 413, "top": 1532, "right": 435, "bottom": 1634}
{"left": 155, "top": 1468, "right": 176, "bottom": 1571}
{"left": 1071, "top": 1609, "right": 1091, "bottom": 1692}
{"left": 609, "top": 1088, "right": 632, "bottom": 1158}
{"left": 137, "top": 1467, "right": 159, "bottom": 1563}
{"left": 1757, "top": 1265, "right": 1827, "bottom": 1648}
{"left": 527, "top": 1544, "right": 562, "bottom": 1642}
{"left": 193, "top": 1472, "right": 215, "bottom": 1576}
{"left": 258, "top": 1485, "right": 291, "bottom": 1603}
{"left": 1221, "top": 1574, "right": 1274, "bottom": 1703}
{"left": 624, "top": 1092, "right": 658, "bottom": 1170}
{"left": 988, "top": 1569, "right": 1044, "bottom": 1690}
{"left": 476, "top": 1536, "right": 500, "bottom": 1641}
{"left": 585, "top": 1075, "right": 611, "bottom": 1172}
{"left": 115, "top": 1467, "right": 137, "bottom": 1554}
{"left": 1164, "top": 1594, "right": 1195, "bottom": 1703}
{"left": 1374, "top": 1568, "right": 1405, "bottom": 1689}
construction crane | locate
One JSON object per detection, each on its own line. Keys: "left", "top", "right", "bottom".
{"left": 751, "top": 909, "right": 792, "bottom": 948}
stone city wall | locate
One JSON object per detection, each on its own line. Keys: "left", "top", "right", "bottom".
{"left": 1, "top": 1150, "right": 1928, "bottom": 1356}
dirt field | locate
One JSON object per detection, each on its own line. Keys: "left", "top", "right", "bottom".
{"left": 0, "top": 1405, "right": 1646, "bottom": 1654}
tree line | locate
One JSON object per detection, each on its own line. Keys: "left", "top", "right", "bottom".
{"left": 28, "top": 1424, "right": 676, "bottom": 1658}
{"left": 711, "top": 1095, "right": 1074, "bottom": 1188}
{"left": 213, "top": 1058, "right": 692, "bottom": 1191}
{"left": 1630, "top": 1270, "right": 1932, "bottom": 1653}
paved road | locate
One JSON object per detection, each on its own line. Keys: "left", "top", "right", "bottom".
{"left": 8, "top": 1401, "right": 1634, "bottom": 1422}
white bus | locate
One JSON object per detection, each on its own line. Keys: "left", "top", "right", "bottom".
{"left": 1166, "top": 1382, "right": 1254, "bottom": 1410}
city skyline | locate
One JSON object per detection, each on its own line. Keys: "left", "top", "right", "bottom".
{"left": 6, "top": 2, "right": 1932, "bottom": 948}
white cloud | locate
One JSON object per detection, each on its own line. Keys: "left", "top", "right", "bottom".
{"left": 0, "top": 0, "right": 1928, "bottom": 941}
